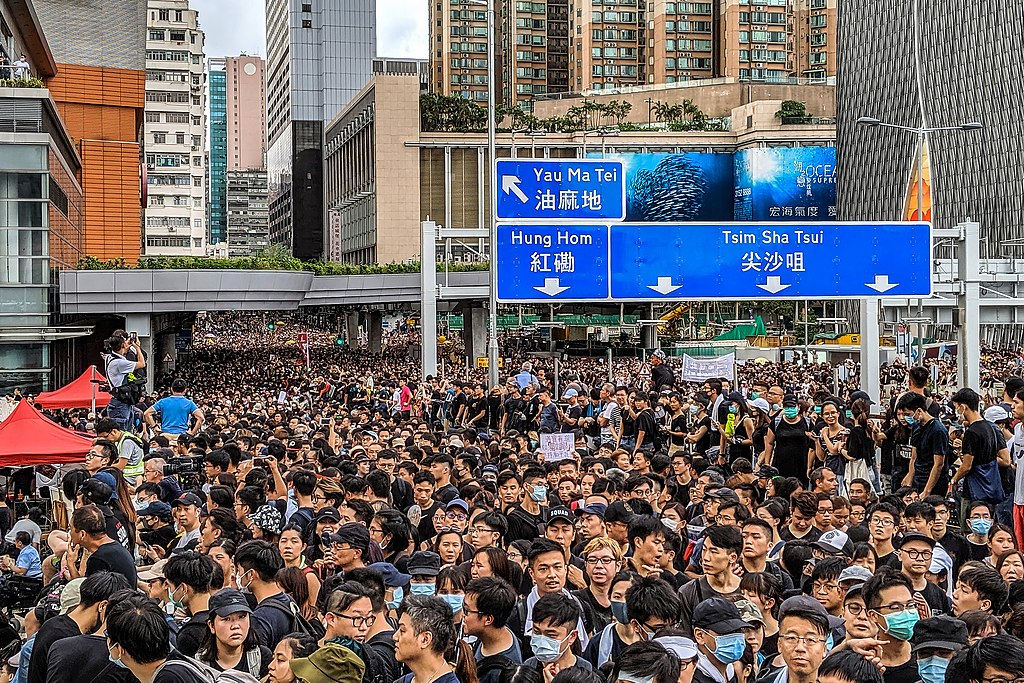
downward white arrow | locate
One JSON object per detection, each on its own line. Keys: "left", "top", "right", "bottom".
{"left": 866, "top": 274, "right": 898, "bottom": 293}
{"left": 534, "top": 278, "right": 570, "bottom": 297}
{"left": 756, "top": 276, "right": 791, "bottom": 294}
{"left": 501, "top": 175, "right": 529, "bottom": 203}
{"left": 647, "top": 276, "right": 682, "bottom": 295}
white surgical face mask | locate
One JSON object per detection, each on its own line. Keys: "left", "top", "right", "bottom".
{"left": 661, "top": 518, "right": 679, "bottom": 532}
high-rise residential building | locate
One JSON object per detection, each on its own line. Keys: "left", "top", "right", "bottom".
{"left": 0, "top": 0, "right": 85, "bottom": 392}
{"left": 838, "top": 0, "right": 1024, "bottom": 344}
{"left": 142, "top": 0, "right": 207, "bottom": 257}
{"left": 266, "top": 0, "right": 375, "bottom": 261}
{"left": 208, "top": 55, "right": 267, "bottom": 250}
{"left": 226, "top": 170, "right": 269, "bottom": 257}
{"left": 208, "top": 59, "right": 227, "bottom": 245}
{"left": 431, "top": 0, "right": 838, "bottom": 106}
{"left": 34, "top": 0, "right": 147, "bottom": 263}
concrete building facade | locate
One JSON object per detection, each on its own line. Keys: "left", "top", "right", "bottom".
{"left": 34, "top": 0, "right": 146, "bottom": 263}
{"left": 266, "top": 0, "right": 375, "bottom": 261}
{"left": 143, "top": 0, "right": 207, "bottom": 257}
{"left": 226, "top": 169, "right": 269, "bottom": 257}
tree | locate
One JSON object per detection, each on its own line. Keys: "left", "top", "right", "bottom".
{"left": 776, "top": 100, "right": 808, "bottom": 119}
{"left": 606, "top": 100, "right": 633, "bottom": 125}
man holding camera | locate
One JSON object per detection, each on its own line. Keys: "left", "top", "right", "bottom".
{"left": 102, "top": 333, "right": 146, "bottom": 430}
{"left": 144, "top": 378, "right": 204, "bottom": 440}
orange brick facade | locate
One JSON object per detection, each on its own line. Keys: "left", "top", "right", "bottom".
{"left": 47, "top": 64, "right": 145, "bottom": 262}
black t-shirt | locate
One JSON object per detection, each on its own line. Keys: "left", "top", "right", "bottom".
{"left": 780, "top": 525, "right": 822, "bottom": 544}
{"left": 769, "top": 416, "right": 814, "bottom": 482}
{"left": 141, "top": 524, "right": 179, "bottom": 557}
{"left": 418, "top": 501, "right": 441, "bottom": 542}
{"left": 46, "top": 634, "right": 117, "bottom": 683}
{"left": 435, "top": 483, "right": 459, "bottom": 505}
{"left": 451, "top": 392, "right": 468, "bottom": 421}
{"left": 882, "top": 657, "right": 919, "bottom": 683}
{"left": 506, "top": 504, "right": 546, "bottom": 545}
{"left": 572, "top": 587, "right": 613, "bottom": 635}
{"left": 251, "top": 593, "right": 297, "bottom": 649}
{"left": 635, "top": 409, "right": 658, "bottom": 448}
{"left": 28, "top": 615, "right": 81, "bottom": 683}
{"left": 86, "top": 541, "right": 138, "bottom": 584}
{"left": 652, "top": 364, "right": 674, "bottom": 391}
{"left": 917, "top": 581, "right": 951, "bottom": 615}
{"left": 209, "top": 646, "right": 272, "bottom": 678}
{"left": 690, "top": 415, "right": 713, "bottom": 455}
{"left": 561, "top": 405, "right": 584, "bottom": 433}
{"left": 175, "top": 610, "right": 210, "bottom": 658}
{"left": 910, "top": 419, "right": 951, "bottom": 494}
{"left": 963, "top": 419, "right": 1000, "bottom": 466}
{"left": 938, "top": 530, "right": 970, "bottom": 574}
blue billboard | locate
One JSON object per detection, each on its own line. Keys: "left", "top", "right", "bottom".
{"left": 588, "top": 148, "right": 837, "bottom": 223}
{"left": 734, "top": 147, "right": 837, "bottom": 221}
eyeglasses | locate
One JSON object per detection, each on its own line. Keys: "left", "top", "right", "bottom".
{"left": 900, "top": 548, "right": 933, "bottom": 560}
{"left": 871, "top": 518, "right": 895, "bottom": 527}
{"left": 875, "top": 601, "right": 918, "bottom": 614}
{"left": 446, "top": 512, "right": 468, "bottom": 521}
{"left": 470, "top": 526, "right": 497, "bottom": 535}
{"left": 778, "top": 633, "right": 827, "bottom": 646}
{"left": 813, "top": 582, "right": 840, "bottom": 593}
{"left": 585, "top": 557, "right": 617, "bottom": 566}
{"left": 844, "top": 603, "right": 865, "bottom": 616}
{"left": 333, "top": 613, "right": 375, "bottom": 628}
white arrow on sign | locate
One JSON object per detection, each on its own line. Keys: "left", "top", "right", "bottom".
{"left": 865, "top": 274, "right": 898, "bottom": 293}
{"left": 647, "top": 276, "right": 682, "bottom": 295}
{"left": 756, "top": 276, "right": 791, "bottom": 294}
{"left": 501, "top": 175, "right": 529, "bottom": 204}
{"left": 534, "top": 278, "right": 570, "bottom": 297}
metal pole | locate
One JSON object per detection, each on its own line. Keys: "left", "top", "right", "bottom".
{"left": 485, "top": 0, "right": 499, "bottom": 389}
{"left": 421, "top": 221, "right": 438, "bottom": 379}
{"left": 804, "top": 300, "right": 809, "bottom": 364}
{"left": 607, "top": 347, "right": 613, "bottom": 382}
{"left": 90, "top": 364, "right": 96, "bottom": 418}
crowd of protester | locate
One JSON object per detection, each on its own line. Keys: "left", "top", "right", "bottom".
{"left": 2, "top": 314, "right": 1024, "bottom": 683}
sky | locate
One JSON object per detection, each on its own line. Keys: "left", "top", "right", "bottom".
{"left": 191, "top": 0, "right": 428, "bottom": 60}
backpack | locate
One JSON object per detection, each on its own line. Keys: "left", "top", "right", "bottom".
{"left": 102, "top": 354, "right": 145, "bottom": 405}
{"left": 260, "top": 596, "right": 327, "bottom": 640}
{"left": 476, "top": 654, "right": 519, "bottom": 683}
{"left": 155, "top": 656, "right": 260, "bottom": 683}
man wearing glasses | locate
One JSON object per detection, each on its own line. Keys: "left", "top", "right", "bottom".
{"left": 862, "top": 569, "right": 920, "bottom": 683}
{"left": 897, "top": 532, "right": 951, "bottom": 616}
{"left": 867, "top": 502, "right": 902, "bottom": 570}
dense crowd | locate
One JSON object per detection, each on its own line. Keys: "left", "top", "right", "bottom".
{"left": 4, "top": 315, "right": 1024, "bottom": 683}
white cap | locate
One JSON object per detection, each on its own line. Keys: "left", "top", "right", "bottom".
{"left": 838, "top": 565, "right": 874, "bottom": 584}
{"left": 655, "top": 635, "right": 698, "bottom": 660}
{"left": 984, "top": 405, "right": 1011, "bottom": 423}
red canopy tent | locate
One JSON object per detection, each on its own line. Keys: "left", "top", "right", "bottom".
{"left": 0, "top": 400, "right": 93, "bottom": 466}
{"left": 35, "top": 366, "right": 109, "bottom": 410}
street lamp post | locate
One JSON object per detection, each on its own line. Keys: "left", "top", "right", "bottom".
{"left": 645, "top": 97, "right": 654, "bottom": 127}
{"left": 856, "top": 116, "right": 983, "bottom": 367}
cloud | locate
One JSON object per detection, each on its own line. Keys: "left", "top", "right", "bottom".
{"left": 191, "top": 0, "right": 427, "bottom": 60}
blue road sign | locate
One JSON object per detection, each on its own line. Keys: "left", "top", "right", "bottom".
{"left": 609, "top": 222, "right": 931, "bottom": 300}
{"left": 495, "top": 159, "right": 626, "bottom": 221}
{"left": 494, "top": 221, "right": 931, "bottom": 302}
{"left": 495, "top": 223, "right": 609, "bottom": 301}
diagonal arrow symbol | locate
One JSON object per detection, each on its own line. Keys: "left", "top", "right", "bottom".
{"left": 756, "top": 276, "right": 791, "bottom": 294}
{"left": 647, "top": 276, "right": 682, "bottom": 295}
{"left": 533, "top": 278, "right": 570, "bottom": 297}
{"left": 865, "top": 274, "right": 898, "bottom": 293}
{"left": 501, "top": 175, "right": 529, "bottom": 203}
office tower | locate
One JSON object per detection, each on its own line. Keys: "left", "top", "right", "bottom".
{"left": 34, "top": 0, "right": 147, "bottom": 262}
{"left": 266, "top": 0, "right": 375, "bottom": 260}
{"left": 142, "top": 0, "right": 207, "bottom": 257}
{"left": 208, "top": 55, "right": 267, "bottom": 250}
{"left": 431, "top": 0, "right": 838, "bottom": 106}
{"left": 0, "top": 0, "right": 85, "bottom": 391}
{"left": 226, "top": 170, "right": 269, "bottom": 257}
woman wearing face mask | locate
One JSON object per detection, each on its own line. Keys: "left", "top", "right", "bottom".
{"left": 197, "top": 588, "right": 272, "bottom": 677}
{"left": 965, "top": 502, "right": 995, "bottom": 561}
{"left": 685, "top": 395, "right": 713, "bottom": 457}
{"left": 267, "top": 632, "right": 319, "bottom": 683}
{"left": 762, "top": 394, "right": 815, "bottom": 485}
{"left": 436, "top": 566, "right": 467, "bottom": 626}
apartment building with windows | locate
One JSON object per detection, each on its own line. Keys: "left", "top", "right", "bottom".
{"left": 143, "top": 0, "right": 207, "bottom": 256}
{"left": 430, "top": 0, "right": 837, "bottom": 106}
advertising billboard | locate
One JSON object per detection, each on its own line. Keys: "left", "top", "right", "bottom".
{"left": 734, "top": 147, "right": 837, "bottom": 221}
{"left": 597, "top": 153, "right": 735, "bottom": 222}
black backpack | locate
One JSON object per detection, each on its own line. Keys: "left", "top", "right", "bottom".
{"left": 260, "top": 598, "right": 326, "bottom": 641}
{"left": 477, "top": 654, "right": 519, "bottom": 683}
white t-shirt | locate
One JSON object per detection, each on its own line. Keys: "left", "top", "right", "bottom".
{"left": 104, "top": 353, "right": 136, "bottom": 388}
{"left": 1012, "top": 424, "right": 1024, "bottom": 505}
{"left": 5, "top": 518, "right": 41, "bottom": 545}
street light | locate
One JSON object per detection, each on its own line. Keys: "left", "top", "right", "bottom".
{"left": 469, "top": 0, "right": 500, "bottom": 387}
{"left": 857, "top": 115, "right": 982, "bottom": 365}
{"left": 582, "top": 126, "right": 620, "bottom": 158}
{"left": 645, "top": 97, "right": 654, "bottom": 127}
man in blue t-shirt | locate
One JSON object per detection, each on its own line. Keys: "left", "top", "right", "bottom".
{"left": 144, "top": 379, "right": 204, "bottom": 436}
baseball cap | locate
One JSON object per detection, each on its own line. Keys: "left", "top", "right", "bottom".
{"left": 315, "top": 507, "right": 342, "bottom": 524}
{"left": 750, "top": 397, "right": 771, "bottom": 414}
{"left": 838, "top": 565, "right": 874, "bottom": 584}
{"left": 782, "top": 394, "right": 799, "bottom": 407}
{"left": 849, "top": 390, "right": 875, "bottom": 405}
{"left": 332, "top": 523, "right": 370, "bottom": 550}
{"left": 985, "top": 406, "right": 1011, "bottom": 423}
{"left": 692, "top": 597, "right": 752, "bottom": 634}
{"left": 736, "top": 599, "right": 765, "bottom": 626}
{"left": 289, "top": 641, "right": 365, "bottom": 683}
{"left": 172, "top": 492, "right": 204, "bottom": 508}
{"left": 446, "top": 498, "right": 470, "bottom": 514}
{"left": 755, "top": 465, "right": 780, "bottom": 479}
{"left": 578, "top": 502, "right": 608, "bottom": 518}
{"left": 368, "top": 562, "right": 412, "bottom": 588}
{"left": 778, "top": 594, "right": 844, "bottom": 630}
{"left": 407, "top": 551, "right": 441, "bottom": 577}
{"left": 448, "top": 437, "right": 465, "bottom": 449}
{"left": 655, "top": 636, "right": 697, "bottom": 660}
{"left": 209, "top": 588, "right": 253, "bottom": 618}
{"left": 92, "top": 472, "right": 119, "bottom": 501}
{"left": 546, "top": 507, "right": 574, "bottom": 527}
{"left": 562, "top": 388, "right": 579, "bottom": 399}
{"left": 138, "top": 559, "right": 168, "bottom": 582}
{"left": 896, "top": 532, "right": 937, "bottom": 549}
{"left": 705, "top": 487, "right": 740, "bottom": 504}
{"left": 911, "top": 615, "right": 969, "bottom": 653}
{"left": 137, "top": 501, "right": 173, "bottom": 518}
{"left": 814, "top": 529, "right": 851, "bottom": 556}
{"left": 604, "top": 501, "right": 638, "bottom": 525}
{"left": 59, "top": 578, "right": 85, "bottom": 614}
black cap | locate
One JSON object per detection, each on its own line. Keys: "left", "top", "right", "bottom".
{"left": 315, "top": 507, "right": 341, "bottom": 523}
{"left": 137, "top": 501, "right": 173, "bottom": 518}
{"left": 782, "top": 394, "right": 799, "bottom": 407}
{"left": 546, "top": 507, "right": 574, "bottom": 527}
{"left": 705, "top": 488, "right": 740, "bottom": 504}
{"left": 755, "top": 465, "right": 780, "bottom": 479}
{"left": 331, "top": 523, "right": 370, "bottom": 550}
{"left": 849, "top": 390, "right": 875, "bottom": 405}
{"left": 896, "top": 532, "right": 937, "bottom": 549}
{"left": 692, "top": 597, "right": 752, "bottom": 634}
{"left": 407, "top": 551, "right": 441, "bottom": 577}
{"left": 604, "top": 500, "right": 638, "bottom": 525}
{"left": 209, "top": 588, "right": 252, "bottom": 618}
{"left": 172, "top": 492, "right": 204, "bottom": 508}
{"left": 911, "top": 615, "right": 968, "bottom": 653}
{"left": 778, "top": 594, "right": 844, "bottom": 630}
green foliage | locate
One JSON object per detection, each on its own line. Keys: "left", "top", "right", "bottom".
{"left": 76, "top": 253, "right": 489, "bottom": 275}
{"left": 0, "top": 77, "right": 44, "bottom": 89}
{"left": 776, "top": 100, "right": 808, "bottom": 119}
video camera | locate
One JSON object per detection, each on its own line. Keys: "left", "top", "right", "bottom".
{"left": 162, "top": 456, "right": 204, "bottom": 477}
